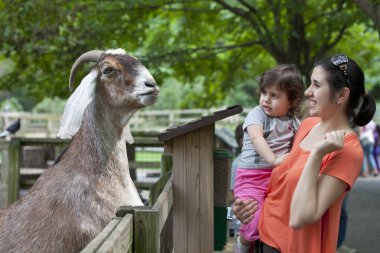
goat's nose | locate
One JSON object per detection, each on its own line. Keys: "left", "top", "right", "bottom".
{"left": 144, "top": 82, "right": 155, "bottom": 88}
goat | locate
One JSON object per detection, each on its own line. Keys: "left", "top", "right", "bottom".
{"left": 0, "top": 49, "right": 159, "bottom": 252}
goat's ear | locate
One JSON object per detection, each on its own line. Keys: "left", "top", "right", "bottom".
{"left": 124, "top": 125, "right": 134, "bottom": 144}
{"left": 57, "top": 70, "right": 97, "bottom": 139}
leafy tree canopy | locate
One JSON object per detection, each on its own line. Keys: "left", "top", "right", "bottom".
{"left": 0, "top": 0, "right": 379, "bottom": 109}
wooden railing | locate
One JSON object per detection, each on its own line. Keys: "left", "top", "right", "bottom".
{"left": 0, "top": 107, "right": 248, "bottom": 137}
{"left": 0, "top": 134, "right": 164, "bottom": 208}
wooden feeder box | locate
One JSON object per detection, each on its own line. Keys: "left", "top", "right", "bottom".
{"left": 158, "top": 105, "right": 242, "bottom": 253}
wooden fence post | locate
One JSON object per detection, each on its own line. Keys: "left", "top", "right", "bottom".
{"left": 117, "top": 206, "right": 160, "bottom": 253}
{"left": 8, "top": 138, "right": 20, "bottom": 203}
{"left": 134, "top": 208, "right": 159, "bottom": 253}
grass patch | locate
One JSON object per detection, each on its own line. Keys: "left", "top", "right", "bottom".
{"left": 136, "top": 151, "right": 162, "bottom": 162}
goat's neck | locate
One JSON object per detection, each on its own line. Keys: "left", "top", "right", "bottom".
{"left": 69, "top": 100, "right": 137, "bottom": 173}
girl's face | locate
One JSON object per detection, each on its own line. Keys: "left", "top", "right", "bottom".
{"left": 305, "top": 66, "right": 338, "bottom": 118}
{"left": 259, "top": 85, "right": 291, "bottom": 117}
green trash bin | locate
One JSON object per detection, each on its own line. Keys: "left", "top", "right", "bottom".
{"left": 214, "top": 206, "right": 228, "bottom": 251}
{"left": 213, "top": 149, "right": 232, "bottom": 251}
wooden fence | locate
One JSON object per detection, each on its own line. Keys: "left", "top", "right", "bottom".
{"left": 0, "top": 133, "right": 164, "bottom": 208}
{"left": 82, "top": 155, "right": 173, "bottom": 253}
{"left": 0, "top": 107, "right": 248, "bottom": 138}
{"left": 0, "top": 132, "right": 231, "bottom": 252}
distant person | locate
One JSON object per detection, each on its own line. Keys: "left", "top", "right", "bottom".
{"left": 228, "top": 122, "right": 243, "bottom": 237}
{"left": 372, "top": 124, "right": 380, "bottom": 173}
{"left": 233, "top": 54, "right": 376, "bottom": 253}
{"left": 360, "top": 119, "right": 379, "bottom": 176}
{"left": 337, "top": 196, "right": 356, "bottom": 253}
{"left": 233, "top": 64, "right": 304, "bottom": 253}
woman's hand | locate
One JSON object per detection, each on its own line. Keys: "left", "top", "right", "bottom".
{"left": 232, "top": 198, "right": 259, "bottom": 224}
{"left": 314, "top": 130, "right": 346, "bottom": 157}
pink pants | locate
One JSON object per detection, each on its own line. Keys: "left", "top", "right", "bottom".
{"left": 234, "top": 168, "right": 272, "bottom": 242}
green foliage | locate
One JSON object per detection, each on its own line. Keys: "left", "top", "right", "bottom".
{"left": 32, "top": 97, "right": 66, "bottom": 114}
{"left": 0, "top": 97, "right": 23, "bottom": 112}
{"left": 0, "top": 0, "right": 379, "bottom": 109}
{"left": 333, "top": 24, "right": 380, "bottom": 96}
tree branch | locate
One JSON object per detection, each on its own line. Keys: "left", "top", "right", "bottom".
{"left": 353, "top": 0, "right": 380, "bottom": 37}
{"left": 139, "top": 40, "right": 262, "bottom": 63}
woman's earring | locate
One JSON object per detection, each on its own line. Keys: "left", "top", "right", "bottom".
{"left": 337, "top": 101, "right": 341, "bottom": 106}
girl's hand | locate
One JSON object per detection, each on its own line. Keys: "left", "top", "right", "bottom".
{"left": 273, "top": 153, "right": 289, "bottom": 166}
{"left": 232, "top": 198, "right": 259, "bottom": 224}
{"left": 314, "top": 130, "right": 346, "bottom": 156}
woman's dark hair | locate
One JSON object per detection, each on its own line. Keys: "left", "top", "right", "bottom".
{"left": 314, "top": 55, "right": 376, "bottom": 127}
{"left": 258, "top": 64, "right": 305, "bottom": 115}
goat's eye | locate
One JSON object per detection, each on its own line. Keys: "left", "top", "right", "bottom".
{"left": 103, "top": 67, "right": 114, "bottom": 75}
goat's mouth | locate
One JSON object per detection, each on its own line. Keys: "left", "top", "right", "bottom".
{"left": 136, "top": 90, "right": 159, "bottom": 97}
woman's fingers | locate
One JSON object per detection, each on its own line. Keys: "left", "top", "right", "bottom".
{"left": 233, "top": 199, "right": 258, "bottom": 224}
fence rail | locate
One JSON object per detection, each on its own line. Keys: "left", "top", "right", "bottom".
{"left": 0, "top": 107, "right": 248, "bottom": 138}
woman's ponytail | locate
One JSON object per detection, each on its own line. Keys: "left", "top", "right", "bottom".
{"left": 354, "top": 93, "right": 376, "bottom": 127}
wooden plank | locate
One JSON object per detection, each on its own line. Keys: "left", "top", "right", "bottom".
{"left": 199, "top": 125, "right": 214, "bottom": 252}
{"left": 80, "top": 218, "right": 122, "bottom": 253}
{"left": 8, "top": 138, "right": 20, "bottom": 203}
{"left": 161, "top": 154, "right": 173, "bottom": 174}
{"left": 97, "top": 214, "right": 133, "bottom": 253}
{"left": 187, "top": 130, "right": 201, "bottom": 253}
{"left": 134, "top": 181, "right": 155, "bottom": 190}
{"left": 163, "top": 139, "right": 173, "bottom": 154}
{"left": 0, "top": 142, "right": 10, "bottom": 208}
{"left": 129, "top": 161, "right": 161, "bottom": 169}
{"left": 158, "top": 105, "right": 243, "bottom": 142}
{"left": 172, "top": 134, "right": 187, "bottom": 253}
{"left": 134, "top": 208, "right": 159, "bottom": 253}
{"left": 152, "top": 176, "right": 173, "bottom": 233}
{"left": 149, "top": 174, "right": 170, "bottom": 206}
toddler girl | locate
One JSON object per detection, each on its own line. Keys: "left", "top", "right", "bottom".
{"left": 234, "top": 64, "right": 304, "bottom": 253}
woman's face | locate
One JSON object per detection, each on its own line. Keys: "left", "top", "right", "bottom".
{"left": 305, "top": 66, "right": 338, "bottom": 119}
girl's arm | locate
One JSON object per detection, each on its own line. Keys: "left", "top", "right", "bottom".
{"left": 247, "top": 125, "right": 287, "bottom": 166}
{"left": 290, "top": 130, "right": 347, "bottom": 228}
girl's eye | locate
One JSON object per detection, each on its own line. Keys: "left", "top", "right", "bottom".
{"left": 272, "top": 94, "right": 278, "bottom": 99}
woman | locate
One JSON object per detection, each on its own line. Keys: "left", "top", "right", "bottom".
{"left": 233, "top": 54, "right": 376, "bottom": 253}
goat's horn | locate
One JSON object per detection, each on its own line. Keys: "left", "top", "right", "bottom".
{"left": 69, "top": 50, "right": 104, "bottom": 91}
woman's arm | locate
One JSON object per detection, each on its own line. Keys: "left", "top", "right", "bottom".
{"left": 290, "top": 130, "right": 347, "bottom": 228}
{"left": 247, "top": 125, "right": 287, "bottom": 166}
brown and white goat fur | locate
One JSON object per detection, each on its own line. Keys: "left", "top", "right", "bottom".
{"left": 0, "top": 49, "right": 159, "bottom": 252}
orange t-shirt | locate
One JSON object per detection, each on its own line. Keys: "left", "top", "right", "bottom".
{"left": 259, "top": 117, "right": 363, "bottom": 253}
